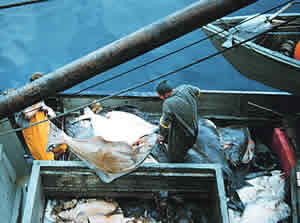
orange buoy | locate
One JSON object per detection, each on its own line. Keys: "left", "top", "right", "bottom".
{"left": 294, "top": 41, "right": 300, "bottom": 60}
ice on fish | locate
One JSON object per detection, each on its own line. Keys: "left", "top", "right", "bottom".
{"left": 229, "top": 171, "right": 291, "bottom": 223}
{"left": 239, "top": 200, "right": 290, "bottom": 223}
{"left": 43, "top": 200, "right": 57, "bottom": 223}
{"left": 237, "top": 170, "right": 285, "bottom": 204}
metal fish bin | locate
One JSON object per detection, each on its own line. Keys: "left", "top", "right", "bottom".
{"left": 21, "top": 161, "right": 229, "bottom": 223}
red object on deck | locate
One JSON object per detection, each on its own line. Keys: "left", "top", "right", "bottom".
{"left": 294, "top": 41, "right": 300, "bottom": 60}
{"left": 271, "top": 128, "right": 296, "bottom": 176}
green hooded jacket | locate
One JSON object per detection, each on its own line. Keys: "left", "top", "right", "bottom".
{"left": 159, "top": 84, "right": 201, "bottom": 162}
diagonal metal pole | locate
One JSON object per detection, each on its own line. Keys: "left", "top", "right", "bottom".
{"left": 0, "top": 0, "right": 257, "bottom": 119}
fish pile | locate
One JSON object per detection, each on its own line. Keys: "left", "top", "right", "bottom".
{"left": 188, "top": 119, "right": 255, "bottom": 169}
{"left": 186, "top": 119, "right": 253, "bottom": 211}
{"left": 228, "top": 170, "right": 290, "bottom": 223}
{"left": 45, "top": 106, "right": 291, "bottom": 223}
{"left": 44, "top": 199, "right": 125, "bottom": 223}
{"left": 48, "top": 108, "right": 159, "bottom": 183}
{"left": 43, "top": 197, "right": 213, "bottom": 223}
{"left": 183, "top": 118, "right": 290, "bottom": 215}
{"left": 218, "top": 125, "right": 254, "bottom": 166}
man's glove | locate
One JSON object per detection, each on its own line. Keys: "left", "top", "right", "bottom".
{"left": 42, "top": 106, "right": 56, "bottom": 118}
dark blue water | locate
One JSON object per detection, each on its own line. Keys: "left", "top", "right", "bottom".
{"left": 0, "top": 0, "right": 298, "bottom": 94}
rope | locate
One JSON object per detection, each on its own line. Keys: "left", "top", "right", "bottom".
{"left": 0, "top": 16, "right": 297, "bottom": 137}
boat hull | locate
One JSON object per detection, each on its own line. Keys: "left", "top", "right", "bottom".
{"left": 202, "top": 15, "right": 300, "bottom": 95}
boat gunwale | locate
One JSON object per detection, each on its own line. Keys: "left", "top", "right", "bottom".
{"left": 59, "top": 89, "right": 291, "bottom": 98}
{"left": 202, "top": 13, "right": 300, "bottom": 68}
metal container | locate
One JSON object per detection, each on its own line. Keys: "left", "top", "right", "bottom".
{"left": 21, "top": 161, "right": 229, "bottom": 223}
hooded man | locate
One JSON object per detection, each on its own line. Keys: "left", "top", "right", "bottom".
{"left": 155, "top": 80, "right": 201, "bottom": 163}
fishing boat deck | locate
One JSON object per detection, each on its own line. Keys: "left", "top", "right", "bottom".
{"left": 1, "top": 90, "right": 300, "bottom": 222}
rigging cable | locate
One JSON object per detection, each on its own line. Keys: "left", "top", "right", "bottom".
{"left": 0, "top": 0, "right": 49, "bottom": 9}
{"left": 0, "top": 0, "right": 294, "bottom": 125}
{"left": 71, "top": 0, "right": 296, "bottom": 95}
{"left": 0, "top": 15, "right": 297, "bottom": 137}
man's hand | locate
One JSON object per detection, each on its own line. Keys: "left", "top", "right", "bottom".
{"left": 53, "top": 150, "right": 64, "bottom": 160}
{"left": 131, "top": 138, "right": 145, "bottom": 147}
{"left": 157, "top": 135, "right": 165, "bottom": 143}
{"left": 42, "top": 106, "right": 56, "bottom": 118}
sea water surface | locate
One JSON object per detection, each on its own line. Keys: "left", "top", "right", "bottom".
{"left": 0, "top": 0, "right": 299, "bottom": 94}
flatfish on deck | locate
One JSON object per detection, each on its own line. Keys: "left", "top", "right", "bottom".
{"left": 48, "top": 110, "right": 159, "bottom": 183}
{"left": 58, "top": 199, "right": 124, "bottom": 223}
